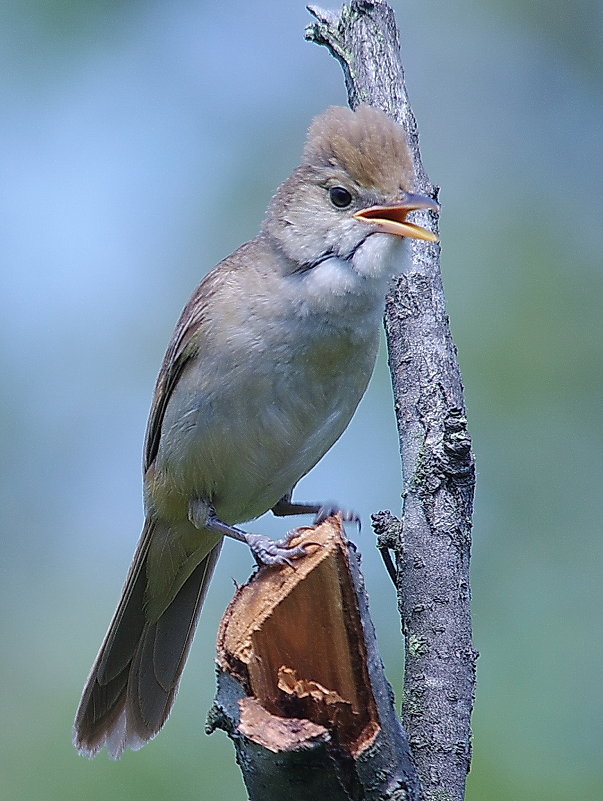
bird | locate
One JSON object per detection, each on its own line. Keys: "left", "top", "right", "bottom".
{"left": 73, "top": 104, "right": 438, "bottom": 759}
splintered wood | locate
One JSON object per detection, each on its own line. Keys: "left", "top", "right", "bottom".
{"left": 217, "top": 518, "right": 379, "bottom": 755}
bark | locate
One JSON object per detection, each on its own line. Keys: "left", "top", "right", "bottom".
{"left": 209, "top": 520, "right": 421, "bottom": 801}
{"left": 306, "top": 3, "right": 478, "bottom": 801}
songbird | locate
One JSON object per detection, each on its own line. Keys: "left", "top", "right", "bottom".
{"left": 73, "top": 104, "right": 438, "bottom": 759}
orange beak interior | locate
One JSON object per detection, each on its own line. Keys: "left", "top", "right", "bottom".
{"left": 354, "top": 194, "right": 439, "bottom": 242}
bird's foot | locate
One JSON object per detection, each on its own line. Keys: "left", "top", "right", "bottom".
{"left": 312, "top": 501, "right": 361, "bottom": 530}
{"left": 244, "top": 531, "right": 314, "bottom": 567}
{"left": 271, "top": 494, "right": 361, "bottom": 531}
{"left": 190, "top": 500, "right": 315, "bottom": 568}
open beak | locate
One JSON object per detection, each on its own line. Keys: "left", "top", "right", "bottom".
{"left": 353, "top": 192, "right": 439, "bottom": 242}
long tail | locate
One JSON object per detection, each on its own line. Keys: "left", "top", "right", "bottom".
{"left": 73, "top": 519, "right": 221, "bottom": 759}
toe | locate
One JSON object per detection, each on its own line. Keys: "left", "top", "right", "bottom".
{"left": 245, "top": 533, "right": 310, "bottom": 567}
{"left": 313, "top": 503, "right": 360, "bottom": 528}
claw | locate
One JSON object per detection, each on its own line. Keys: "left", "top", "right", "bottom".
{"left": 244, "top": 532, "right": 311, "bottom": 567}
{"left": 275, "top": 527, "right": 323, "bottom": 553}
{"left": 313, "top": 503, "right": 361, "bottom": 530}
{"left": 273, "top": 527, "right": 312, "bottom": 548}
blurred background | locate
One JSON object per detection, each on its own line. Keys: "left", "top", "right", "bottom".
{"left": 1, "top": 1, "right": 601, "bottom": 799}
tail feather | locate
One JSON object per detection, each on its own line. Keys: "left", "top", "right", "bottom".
{"left": 73, "top": 520, "right": 221, "bottom": 759}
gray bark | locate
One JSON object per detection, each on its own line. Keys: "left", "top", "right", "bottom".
{"left": 306, "top": 3, "right": 478, "bottom": 800}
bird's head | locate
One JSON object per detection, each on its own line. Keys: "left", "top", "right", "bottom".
{"left": 263, "top": 104, "right": 438, "bottom": 274}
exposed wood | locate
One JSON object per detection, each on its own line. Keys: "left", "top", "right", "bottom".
{"left": 209, "top": 518, "right": 421, "bottom": 800}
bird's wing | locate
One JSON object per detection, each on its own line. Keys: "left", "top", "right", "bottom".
{"left": 143, "top": 281, "right": 209, "bottom": 472}
{"left": 143, "top": 240, "right": 267, "bottom": 472}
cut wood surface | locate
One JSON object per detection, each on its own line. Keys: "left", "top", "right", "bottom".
{"left": 217, "top": 520, "right": 378, "bottom": 754}
{"left": 210, "top": 517, "right": 421, "bottom": 800}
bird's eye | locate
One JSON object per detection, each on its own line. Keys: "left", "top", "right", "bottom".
{"left": 329, "top": 186, "right": 353, "bottom": 208}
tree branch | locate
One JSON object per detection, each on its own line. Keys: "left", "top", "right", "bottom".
{"left": 306, "top": 3, "right": 477, "bottom": 800}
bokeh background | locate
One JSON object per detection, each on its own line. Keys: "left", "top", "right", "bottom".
{"left": 1, "top": 1, "right": 601, "bottom": 799}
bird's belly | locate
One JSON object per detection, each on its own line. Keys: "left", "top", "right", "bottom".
{"left": 148, "top": 337, "right": 376, "bottom": 525}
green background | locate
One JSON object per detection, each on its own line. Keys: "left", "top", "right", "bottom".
{"left": 1, "top": 1, "right": 601, "bottom": 799}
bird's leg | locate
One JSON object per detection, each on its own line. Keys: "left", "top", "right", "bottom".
{"left": 272, "top": 492, "right": 361, "bottom": 529}
{"left": 188, "top": 499, "right": 311, "bottom": 567}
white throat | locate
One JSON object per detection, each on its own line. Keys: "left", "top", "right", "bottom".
{"left": 292, "top": 233, "right": 406, "bottom": 319}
